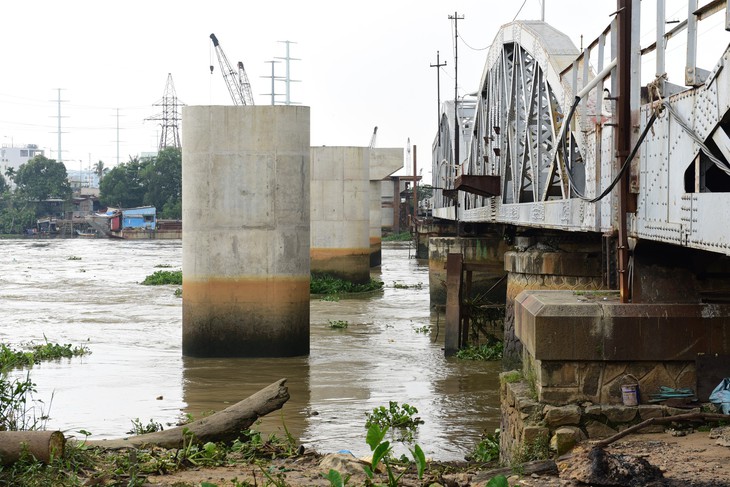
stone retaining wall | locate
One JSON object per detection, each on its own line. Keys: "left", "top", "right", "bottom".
{"left": 499, "top": 373, "right": 701, "bottom": 463}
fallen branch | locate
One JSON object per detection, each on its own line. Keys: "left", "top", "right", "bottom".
{"left": 0, "top": 430, "right": 65, "bottom": 465}
{"left": 83, "top": 378, "right": 289, "bottom": 450}
{"left": 594, "top": 412, "right": 729, "bottom": 448}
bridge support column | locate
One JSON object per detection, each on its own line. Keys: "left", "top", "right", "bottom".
{"left": 429, "top": 233, "right": 509, "bottom": 310}
{"left": 500, "top": 240, "right": 730, "bottom": 463}
{"left": 181, "top": 105, "right": 310, "bottom": 358}
{"left": 368, "top": 148, "right": 404, "bottom": 267}
{"left": 310, "top": 147, "right": 371, "bottom": 284}
{"left": 503, "top": 243, "right": 605, "bottom": 370}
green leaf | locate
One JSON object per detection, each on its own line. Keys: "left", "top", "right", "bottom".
{"left": 371, "top": 441, "right": 391, "bottom": 471}
{"left": 366, "top": 423, "right": 388, "bottom": 450}
{"left": 411, "top": 444, "right": 426, "bottom": 479}
{"left": 326, "top": 469, "right": 344, "bottom": 487}
{"left": 486, "top": 475, "right": 510, "bottom": 487}
{"left": 363, "top": 465, "right": 374, "bottom": 479}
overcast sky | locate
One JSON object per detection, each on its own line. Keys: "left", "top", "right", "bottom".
{"left": 1, "top": 1, "right": 725, "bottom": 183}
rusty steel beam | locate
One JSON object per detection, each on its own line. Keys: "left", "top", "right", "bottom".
{"left": 444, "top": 253, "right": 464, "bottom": 355}
{"left": 454, "top": 175, "right": 501, "bottom": 198}
{"left": 617, "top": 0, "right": 633, "bottom": 303}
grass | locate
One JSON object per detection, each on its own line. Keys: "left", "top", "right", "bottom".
{"left": 455, "top": 341, "right": 504, "bottom": 361}
{"left": 382, "top": 232, "right": 412, "bottom": 242}
{"left": 141, "top": 270, "right": 182, "bottom": 285}
{"left": 0, "top": 426, "right": 300, "bottom": 486}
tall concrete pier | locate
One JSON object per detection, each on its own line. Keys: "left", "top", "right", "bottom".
{"left": 182, "top": 105, "right": 310, "bottom": 357}
{"left": 310, "top": 146, "right": 370, "bottom": 284}
{"left": 369, "top": 148, "right": 403, "bottom": 267}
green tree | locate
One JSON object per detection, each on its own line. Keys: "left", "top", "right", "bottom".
{"left": 99, "top": 156, "right": 148, "bottom": 208}
{"left": 417, "top": 184, "right": 433, "bottom": 201}
{"left": 14, "top": 155, "right": 71, "bottom": 201}
{"left": 0, "top": 193, "right": 35, "bottom": 234}
{"left": 0, "top": 173, "right": 8, "bottom": 194}
{"left": 4, "top": 167, "right": 15, "bottom": 184}
{"left": 141, "top": 147, "right": 181, "bottom": 219}
{"left": 93, "top": 160, "right": 108, "bottom": 182}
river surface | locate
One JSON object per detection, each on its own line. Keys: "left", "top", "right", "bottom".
{"left": 0, "top": 239, "right": 501, "bottom": 461}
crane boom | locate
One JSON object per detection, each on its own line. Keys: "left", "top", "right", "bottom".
{"left": 210, "top": 33, "right": 255, "bottom": 105}
{"left": 237, "top": 61, "right": 255, "bottom": 106}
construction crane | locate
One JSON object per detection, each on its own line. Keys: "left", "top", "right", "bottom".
{"left": 369, "top": 126, "right": 378, "bottom": 149}
{"left": 209, "top": 33, "right": 255, "bottom": 106}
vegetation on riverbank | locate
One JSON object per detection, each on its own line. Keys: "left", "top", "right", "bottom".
{"left": 310, "top": 273, "right": 384, "bottom": 295}
{"left": 0, "top": 340, "right": 91, "bottom": 434}
{"left": 382, "top": 232, "right": 412, "bottom": 242}
{"left": 456, "top": 341, "right": 504, "bottom": 361}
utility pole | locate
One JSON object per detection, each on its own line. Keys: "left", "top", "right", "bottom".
{"left": 412, "top": 145, "right": 418, "bottom": 224}
{"left": 430, "top": 51, "right": 447, "bottom": 147}
{"left": 448, "top": 12, "right": 464, "bottom": 171}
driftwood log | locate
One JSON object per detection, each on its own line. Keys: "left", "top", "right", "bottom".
{"left": 84, "top": 378, "right": 289, "bottom": 450}
{"left": 0, "top": 430, "right": 65, "bottom": 465}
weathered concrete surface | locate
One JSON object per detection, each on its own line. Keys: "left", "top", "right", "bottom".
{"left": 181, "top": 105, "right": 310, "bottom": 357}
{"left": 369, "top": 148, "right": 403, "bottom": 267}
{"left": 310, "top": 146, "right": 370, "bottom": 284}
{"left": 514, "top": 289, "right": 730, "bottom": 404}
{"left": 516, "top": 290, "right": 730, "bottom": 362}
{"left": 429, "top": 235, "right": 509, "bottom": 307}
{"left": 503, "top": 246, "right": 605, "bottom": 370}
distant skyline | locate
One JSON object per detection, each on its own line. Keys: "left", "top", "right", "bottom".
{"left": 1, "top": 1, "right": 722, "bottom": 184}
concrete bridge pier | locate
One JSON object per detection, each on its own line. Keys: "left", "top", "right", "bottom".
{"left": 369, "top": 148, "right": 403, "bottom": 267}
{"left": 429, "top": 233, "right": 510, "bottom": 331}
{"left": 500, "top": 239, "right": 730, "bottom": 462}
{"left": 181, "top": 105, "right": 310, "bottom": 358}
{"left": 310, "top": 147, "right": 371, "bottom": 284}
{"left": 503, "top": 237, "right": 606, "bottom": 370}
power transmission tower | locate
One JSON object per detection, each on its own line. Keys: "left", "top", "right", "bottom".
{"left": 147, "top": 73, "right": 184, "bottom": 151}
{"left": 52, "top": 88, "right": 68, "bottom": 163}
{"left": 274, "top": 40, "right": 300, "bottom": 105}
{"left": 262, "top": 60, "right": 284, "bottom": 105}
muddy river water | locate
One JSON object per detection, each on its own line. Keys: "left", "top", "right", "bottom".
{"left": 0, "top": 239, "right": 501, "bottom": 461}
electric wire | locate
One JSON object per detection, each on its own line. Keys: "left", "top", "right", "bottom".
{"left": 560, "top": 95, "right": 658, "bottom": 203}
{"left": 511, "top": 0, "right": 529, "bottom": 22}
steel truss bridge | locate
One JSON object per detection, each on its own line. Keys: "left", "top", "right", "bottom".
{"left": 432, "top": 0, "right": 730, "bottom": 295}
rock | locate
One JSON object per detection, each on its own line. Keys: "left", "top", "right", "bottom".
{"left": 550, "top": 426, "right": 585, "bottom": 456}
{"left": 585, "top": 420, "right": 618, "bottom": 439}
{"left": 602, "top": 405, "right": 637, "bottom": 423}
{"left": 319, "top": 453, "right": 369, "bottom": 477}
{"left": 543, "top": 404, "right": 581, "bottom": 427}
{"left": 559, "top": 445, "right": 664, "bottom": 486}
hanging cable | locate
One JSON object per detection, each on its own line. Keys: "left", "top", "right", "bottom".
{"left": 560, "top": 95, "right": 658, "bottom": 203}
{"left": 661, "top": 99, "right": 730, "bottom": 176}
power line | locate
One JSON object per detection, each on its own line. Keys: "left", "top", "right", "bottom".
{"left": 512, "top": 0, "right": 529, "bottom": 21}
